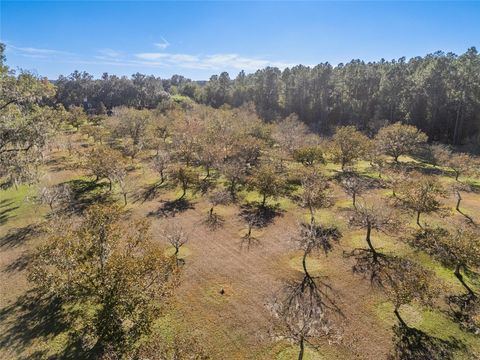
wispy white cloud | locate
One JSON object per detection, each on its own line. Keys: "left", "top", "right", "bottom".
{"left": 97, "top": 48, "right": 122, "bottom": 58}
{"left": 154, "top": 37, "right": 170, "bottom": 50}
{"left": 7, "top": 44, "right": 73, "bottom": 59}
{"left": 134, "top": 52, "right": 294, "bottom": 71}
{"left": 4, "top": 41, "right": 297, "bottom": 74}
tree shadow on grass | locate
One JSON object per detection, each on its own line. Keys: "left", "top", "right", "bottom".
{"left": 3, "top": 251, "right": 32, "bottom": 273}
{"left": 63, "top": 179, "right": 112, "bottom": 214}
{"left": 203, "top": 212, "right": 225, "bottom": 231}
{"left": 239, "top": 232, "right": 262, "bottom": 251}
{"left": 446, "top": 294, "right": 480, "bottom": 335}
{"left": 465, "top": 181, "right": 480, "bottom": 195}
{"left": 147, "top": 198, "right": 195, "bottom": 218}
{"left": 0, "top": 199, "right": 19, "bottom": 226}
{"left": 0, "top": 223, "right": 42, "bottom": 249}
{"left": 392, "top": 159, "right": 446, "bottom": 177}
{"left": 388, "top": 324, "right": 465, "bottom": 360}
{"left": 239, "top": 202, "right": 284, "bottom": 229}
{"left": 0, "top": 291, "right": 85, "bottom": 359}
{"left": 135, "top": 181, "right": 173, "bottom": 203}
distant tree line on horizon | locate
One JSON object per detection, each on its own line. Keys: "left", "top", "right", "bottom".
{"left": 51, "top": 47, "right": 480, "bottom": 148}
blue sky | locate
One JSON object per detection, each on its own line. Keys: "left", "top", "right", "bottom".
{"left": 1, "top": 1, "right": 479, "bottom": 80}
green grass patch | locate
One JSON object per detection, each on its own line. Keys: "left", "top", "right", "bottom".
{"left": 288, "top": 253, "right": 324, "bottom": 275}
{"left": 374, "top": 301, "right": 480, "bottom": 357}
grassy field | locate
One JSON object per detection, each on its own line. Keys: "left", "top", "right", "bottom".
{"left": 1, "top": 145, "right": 479, "bottom": 359}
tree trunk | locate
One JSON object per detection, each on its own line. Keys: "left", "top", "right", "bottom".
{"left": 453, "top": 101, "right": 462, "bottom": 146}
{"left": 394, "top": 307, "right": 407, "bottom": 328}
{"left": 298, "top": 336, "right": 305, "bottom": 360}
{"left": 302, "top": 249, "right": 311, "bottom": 279}
{"left": 456, "top": 190, "right": 462, "bottom": 212}
{"left": 229, "top": 181, "right": 237, "bottom": 200}
{"left": 352, "top": 192, "right": 356, "bottom": 208}
{"left": 262, "top": 193, "right": 267, "bottom": 207}
{"left": 123, "top": 193, "right": 127, "bottom": 206}
{"left": 365, "top": 223, "right": 377, "bottom": 261}
{"left": 454, "top": 263, "right": 476, "bottom": 298}
{"left": 416, "top": 211, "right": 422, "bottom": 228}
{"left": 181, "top": 186, "right": 186, "bottom": 199}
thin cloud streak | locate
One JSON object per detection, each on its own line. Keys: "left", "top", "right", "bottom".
{"left": 134, "top": 52, "right": 295, "bottom": 70}
{"left": 154, "top": 37, "right": 170, "bottom": 50}
{"left": 6, "top": 44, "right": 74, "bottom": 58}
{"left": 5, "top": 42, "right": 299, "bottom": 74}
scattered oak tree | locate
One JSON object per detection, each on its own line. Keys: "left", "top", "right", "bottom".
{"left": 28, "top": 204, "right": 177, "bottom": 358}
{"left": 384, "top": 258, "right": 437, "bottom": 328}
{"left": 84, "top": 145, "right": 125, "bottom": 191}
{"left": 396, "top": 173, "right": 444, "bottom": 227}
{"left": 110, "top": 107, "right": 152, "bottom": 160}
{"left": 375, "top": 122, "right": 428, "bottom": 163}
{"left": 248, "top": 164, "right": 287, "bottom": 207}
{"left": 111, "top": 168, "right": 137, "bottom": 206}
{"left": 330, "top": 126, "right": 369, "bottom": 170}
{"left": 169, "top": 165, "right": 198, "bottom": 199}
{"left": 409, "top": 226, "right": 479, "bottom": 299}
{"left": 220, "top": 158, "right": 247, "bottom": 201}
{"left": 0, "top": 51, "right": 58, "bottom": 188}
{"left": 272, "top": 113, "right": 309, "bottom": 156}
{"left": 430, "top": 144, "right": 475, "bottom": 182}
{"left": 293, "top": 146, "right": 325, "bottom": 167}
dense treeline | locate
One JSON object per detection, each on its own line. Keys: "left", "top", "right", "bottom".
{"left": 53, "top": 48, "right": 480, "bottom": 147}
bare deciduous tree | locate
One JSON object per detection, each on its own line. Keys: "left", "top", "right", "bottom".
{"left": 339, "top": 172, "right": 368, "bottom": 208}
{"left": 270, "top": 221, "right": 343, "bottom": 360}
{"left": 205, "top": 189, "right": 231, "bottom": 229}
{"left": 151, "top": 150, "right": 171, "bottom": 185}
{"left": 38, "top": 183, "right": 72, "bottom": 210}
{"left": 300, "top": 171, "right": 332, "bottom": 224}
{"left": 162, "top": 222, "right": 189, "bottom": 264}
